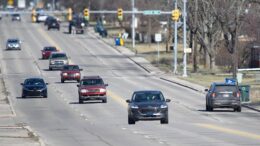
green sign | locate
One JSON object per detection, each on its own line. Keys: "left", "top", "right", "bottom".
{"left": 143, "top": 10, "right": 161, "bottom": 15}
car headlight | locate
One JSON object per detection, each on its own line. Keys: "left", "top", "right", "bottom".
{"left": 80, "top": 89, "right": 88, "bottom": 93}
{"left": 100, "top": 88, "right": 106, "bottom": 92}
{"left": 75, "top": 73, "right": 80, "bottom": 76}
{"left": 130, "top": 105, "right": 139, "bottom": 109}
{"left": 63, "top": 73, "right": 68, "bottom": 76}
{"left": 81, "top": 23, "right": 85, "bottom": 27}
{"left": 8, "top": 44, "right": 12, "bottom": 47}
{"left": 50, "top": 60, "right": 55, "bottom": 64}
{"left": 160, "top": 105, "right": 168, "bottom": 109}
{"left": 63, "top": 60, "right": 68, "bottom": 64}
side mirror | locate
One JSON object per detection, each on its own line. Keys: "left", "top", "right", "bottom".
{"left": 80, "top": 69, "right": 83, "bottom": 71}
{"left": 20, "top": 83, "right": 24, "bottom": 85}
{"left": 77, "top": 84, "right": 80, "bottom": 87}
{"left": 205, "top": 89, "right": 209, "bottom": 92}
{"left": 46, "top": 83, "right": 49, "bottom": 85}
{"left": 105, "top": 84, "right": 108, "bottom": 87}
{"left": 126, "top": 99, "right": 131, "bottom": 103}
{"left": 166, "top": 99, "right": 171, "bottom": 102}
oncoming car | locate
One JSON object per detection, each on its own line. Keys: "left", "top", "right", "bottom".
{"left": 205, "top": 82, "right": 241, "bottom": 112}
{"left": 21, "top": 78, "right": 48, "bottom": 98}
{"left": 77, "top": 76, "right": 108, "bottom": 103}
{"left": 6, "top": 39, "right": 21, "bottom": 50}
{"left": 126, "top": 90, "right": 171, "bottom": 125}
{"left": 41, "top": 46, "right": 58, "bottom": 59}
{"left": 60, "top": 65, "right": 82, "bottom": 83}
{"left": 49, "top": 52, "right": 69, "bottom": 70}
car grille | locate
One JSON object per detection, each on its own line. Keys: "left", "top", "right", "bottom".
{"left": 139, "top": 107, "right": 160, "bottom": 114}
{"left": 55, "top": 60, "right": 64, "bottom": 65}
{"left": 89, "top": 89, "right": 100, "bottom": 92}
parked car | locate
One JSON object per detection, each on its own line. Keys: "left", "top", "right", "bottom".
{"left": 21, "top": 78, "right": 48, "bottom": 98}
{"left": 6, "top": 39, "right": 21, "bottom": 50}
{"left": 60, "top": 65, "right": 82, "bottom": 83}
{"left": 77, "top": 76, "right": 108, "bottom": 103}
{"left": 49, "top": 52, "right": 69, "bottom": 70}
{"left": 41, "top": 46, "right": 58, "bottom": 59}
{"left": 205, "top": 82, "right": 241, "bottom": 112}
{"left": 47, "top": 19, "right": 60, "bottom": 30}
{"left": 126, "top": 90, "right": 171, "bottom": 124}
{"left": 11, "top": 13, "right": 21, "bottom": 21}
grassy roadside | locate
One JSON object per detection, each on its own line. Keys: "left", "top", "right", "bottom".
{"left": 105, "top": 28, "right": 260, "bottom": 104}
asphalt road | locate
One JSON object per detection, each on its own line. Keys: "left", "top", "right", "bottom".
{"left": 0, "top": 16, "right": 260, "bottom": 146}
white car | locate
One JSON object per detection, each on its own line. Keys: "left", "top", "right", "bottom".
{"left": 37, "top": 14, "right": 48, "bottom": 23}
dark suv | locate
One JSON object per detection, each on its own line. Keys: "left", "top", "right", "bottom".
{"left": 77, "top": 76, "right": 108, "bottom": 104}
{"left": 205, "top": 83, "right": 241, "bottom": 112}
{"left": 126, "top": 90, "right": 171, "bottom": 124}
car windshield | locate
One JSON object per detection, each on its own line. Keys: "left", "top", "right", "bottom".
{"left": 215, "top": 85, "right": 237, "bottom": 92}
{"left": 63, "top": 65, "right": 79, "bottom": 70}
{"left": 44, "top": 47, "right": 56, "bottom": 51}
{"left": 81, "top": 79, "right": 104, "bottom": 86}
{"left": 51, "top": 53, "right": 67, "bottom": 59}
{"left": 8, "top": 39, "right": 18, "bottom": 43}
{"left": 12, "top": 14, "right": 20, "bottom": 17}
{"left": 132, "top": 92, "right": 165, "bottom": 102}
{"left": 25, "top": 79, "right": 45, "bottom": 86}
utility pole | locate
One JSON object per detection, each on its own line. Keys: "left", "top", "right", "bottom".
{"left": 132, "top": 0, "right": 136, "bottom": 50}
{"left": 173, "top": 0, "right": 178, "bottom": 74}
{"left": 182, "top": 0, "right": 188, "bottom": 77}
{"left": 52, "top": 0, "right": 55, "bottom": 11}
{"left": 193, "top": 0, "right": 198, "bottom": 72}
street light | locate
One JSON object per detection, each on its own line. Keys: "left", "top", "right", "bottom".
{"left": 183, "top": 0, "right": 188, "bottom": 77}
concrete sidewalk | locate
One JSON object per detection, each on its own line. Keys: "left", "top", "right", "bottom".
{"left": 0, "top": 76, "right": 44, "bottom": 146}
{"left": 90, "top": 28, "right": 260, "bottom": 112}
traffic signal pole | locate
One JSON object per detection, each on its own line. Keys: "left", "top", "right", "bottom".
{"left": 132, "top": 0, "right": 136, "bottom": 50}
{"left": 183, "top": 0, "right": 188, "bottom": 77}
{"left": 173, "top": 0, "right": 178, "bottom": 74}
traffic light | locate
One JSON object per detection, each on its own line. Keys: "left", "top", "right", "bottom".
{"left": 67, "top": 8, "right": 73, "bottom": 21}
{"left": 84, "top": 8, "right": 89, "bottom": 21}
{"left": 117, "top": 8, "right": 123, "bottom": 21}
{"left": 31, "top": 9, "right": 36, "bottom": 23}
{"left": 172, "top": 9, "right": 180, "bottom": 21}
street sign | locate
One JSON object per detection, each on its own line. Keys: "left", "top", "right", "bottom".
{"left": 143, "top": 10, "right": 161, "bottom": 15}
{"left": 155, "top": 33, "right": 162, "bottom": 42}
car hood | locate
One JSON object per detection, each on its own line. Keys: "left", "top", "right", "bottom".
{"left": 24, "top": 85, "right": 46, "bottom": 90}
{"left": 50, "top": 58, "right": 68, "bottom": 61}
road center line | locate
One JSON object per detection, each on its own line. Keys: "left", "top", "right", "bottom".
{"left": 195, "top": 123, "right": 260, "bottom": 140}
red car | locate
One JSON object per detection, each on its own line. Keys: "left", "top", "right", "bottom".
{"left": 41, "top": 46, "right": 58, "bottom": 59}
{"left": 60, "top": 65, "right": 82, "bottom": 83}
{"left": 77, "top": 76, "right": 108, "bottom": 103}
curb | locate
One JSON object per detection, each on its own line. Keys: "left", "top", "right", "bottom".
{"left": 24, "top": 126, "right": 46, "bottom": 146}
{"left": 89, "top": 28, "right": 260, "bottom": 113}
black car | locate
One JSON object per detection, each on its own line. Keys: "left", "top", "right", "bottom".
{"left": 68, "top": 16, "right": 87, "bottom": 34}
{"left": 11, "top": 13, "right": 21, "bottom": 21}
{"left": 205, "top": 82, "right": 241, "bottom": 112}
{"left": 21, "top": 78, "right": 48, "bottom": 98}
{"left": 126, "top": 90, "right": 171, "bottom": 124}
{"left": 47, "top": 19, "right": 60, "bottom": 30}
{"left": 44, "top": 16, "right": 55, "bottom": 26}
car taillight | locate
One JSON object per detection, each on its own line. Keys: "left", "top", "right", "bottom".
{"left": 212, "top": 92, "right": 216, "bottom": 98}
{"left": 236, "top": 92, "right": 240, "bottom": 98}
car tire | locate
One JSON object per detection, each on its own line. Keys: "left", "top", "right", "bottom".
{"left": 43, "top": 95, "right": 47, "bottom": 98}
{"left": 79, "top": 96, "right": 83, "bottom": 104}
{"left": 49, "top": 67, "right": 52, "bottom": 71}
{"left": 102, "top": 98, "right": 107, "bottom": 103}
{"left": 21, "top": 95, "right": 26, "bottom": 98}
{"left": 61, "top": 79, "right": 64, "bottom": 83}
{"left": 160, "top": 116, "right": 169, "bottom": 124}
{"left": 77, "top": 79, "right": 80, "bottom": 83}
{"left": 128, "top": 116, "right": 135, "bottom": 125}
{"left": 206, "top": 104, "right": 209, "bottom": 111}
{"left": 208, "top": 106, "right": 213, "bottom": 111}
{"left": 235, "top": 106, "right": 242, "bottom": 112}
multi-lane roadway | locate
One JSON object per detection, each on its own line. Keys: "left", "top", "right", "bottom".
{"left": 0, "top": 15, "right": 260, "bottom": 146}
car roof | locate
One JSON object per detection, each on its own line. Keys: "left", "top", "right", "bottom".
{"left": 8, "top": 38, "right": 19, "bottom": 41}
{"left": 25, "top": 77, "right": 44, "bottom": 80}
{"left": 211, "top": 82, "right": 237, "bottom": 86}
{"left": 82, "top": 76, "right": 101, "bottom": 79}
{"left": 133, "top": 90, "right": 162, "bottom": 94}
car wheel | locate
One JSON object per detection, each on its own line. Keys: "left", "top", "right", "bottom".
{"left": 49, "top": 67, "right": 52, "bottom": 71}
{"left": 235, "top": 106, "right": 241, "bottom": 112}
{"left": 21, "top": 95, "right": 26, "bottom": 98}
{"left": 102, "top": 98, "right": 107, "bottom": 103}
{"left": 206, "top": 104, "right": 209, "bottom": 111}
{"left": 128, "top": 116, "right": 135, "bottom": 125}
{"left": 48, "top": 27, "right": 50, "bottom": 30}
{"left": 208, "top": 106, "right": 213, "bottom": 111}
{"left": 79, "top": 96, "right": 83, "bottom": 104}
{"left": 160, "top": 116, "right": 169, "bottom": 124}
{"left": 61, "top": 79, "right": 64, "bottom": 83}
{"left": 77, "top": 79, "right": 80, "bottom": 83}
{"left": 43, "top": 95, "right": 48, "bottom": 98}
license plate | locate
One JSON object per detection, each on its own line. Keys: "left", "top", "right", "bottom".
{"left": 223, "top": 94, "right": 229, "bottom": 97}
